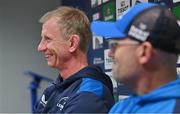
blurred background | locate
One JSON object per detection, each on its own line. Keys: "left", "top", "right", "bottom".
{"left": 0, "top": 0, "right": 60, "bottom": 112}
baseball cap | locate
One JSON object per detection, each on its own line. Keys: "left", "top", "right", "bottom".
{"left": 91, "top": 2, "right": 180, "bottom": 54}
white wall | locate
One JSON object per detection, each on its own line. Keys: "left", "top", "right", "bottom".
{"left": 0, "top": 0, "right": 61, "bottom": 112}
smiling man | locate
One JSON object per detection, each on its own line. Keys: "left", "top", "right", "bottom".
{"left": 35, "top": 6, "right": 114, "bottom": 113}
{"left": 91, "top": 2, "right": 180, "bottom": 113}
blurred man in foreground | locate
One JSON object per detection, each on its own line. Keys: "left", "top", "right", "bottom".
{"left": 91, "top": 2, "right": 180, "bottom": 113}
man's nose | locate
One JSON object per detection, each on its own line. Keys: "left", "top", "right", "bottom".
{"left": 108, "top": 49, "right": 114, "bottom": 58}
{"left": 37, "top": 40, "right": 46, "bottom": 52}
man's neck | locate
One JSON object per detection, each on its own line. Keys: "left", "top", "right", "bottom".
{"left": 131, "top": 53, "right": 178, "bottom": 96}
{"left": 134, "top": 69, "right": 177, "bottom": 96}
{"left": 58, "top": 52, "right": 88, "bottom": 80}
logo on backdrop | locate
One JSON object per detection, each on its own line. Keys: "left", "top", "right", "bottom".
{"left": 93, "top": 57, "right": 104, "bottom": 64}
{"left": 116, "top": 0, "right": 130, "bottom": 19}
{"left": 93, "top": 35, "right": 103, "bottom": 50}
{"left": 104, "top": 49, "right": 113, "bottom": 70}
{"left": 102, "top": 2, "right": 116, "bottom": 21}
{"left": 93, "top": 12, "right": 101, "bottom": 20}
{"left": 131, "top": 0, "right": 148, "bottom": 6}
{"left": 91, "top": 0, "right": 102, "bottom": 8}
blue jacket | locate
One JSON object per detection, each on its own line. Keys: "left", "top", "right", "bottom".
{"left": 109, "top": 77, "right": 180, "bottom": 113}
{"left": 35, "top": 65, "right": 115, "bottom": 113}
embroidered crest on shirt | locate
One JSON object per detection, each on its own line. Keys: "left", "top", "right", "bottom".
{"left": 56, "top": 97, "right": 69, "bottom": 110}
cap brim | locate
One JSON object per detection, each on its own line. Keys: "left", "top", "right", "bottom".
{"left": 91, "top": 21, "right": 126, "bottom": 39}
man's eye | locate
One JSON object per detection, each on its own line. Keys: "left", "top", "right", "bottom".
{"left": 44, "top": 37, "right": 51, "bottom": 42}
{"left": 109, "top": 43, "right": 117, "bottom": 49}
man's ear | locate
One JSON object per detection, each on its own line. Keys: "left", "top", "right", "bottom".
{"left": 137, "top": 42, "right": 153, "bottom": 64}
{"left": 68, "top": 35, "right": 80, "bottom": 53}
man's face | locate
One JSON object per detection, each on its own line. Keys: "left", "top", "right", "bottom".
{"left": 108, "top": 38, "right": 140, "bottom": 83}
{"left": 38, "top": 17, "right": 70, "bottom": 68}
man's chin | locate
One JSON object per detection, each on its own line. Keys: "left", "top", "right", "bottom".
{"left": 47, "top": 63, "right": 56, "bottom": 68}
{"left": 112, "top": 72, "right": 119, "bottom": 81}
{"left": 112, "top": 70, "right": 124, "bottom": 83}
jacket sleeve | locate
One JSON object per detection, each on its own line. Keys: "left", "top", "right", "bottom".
{"left": 61, "top": 92, "right": 109, "bottom": 113}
